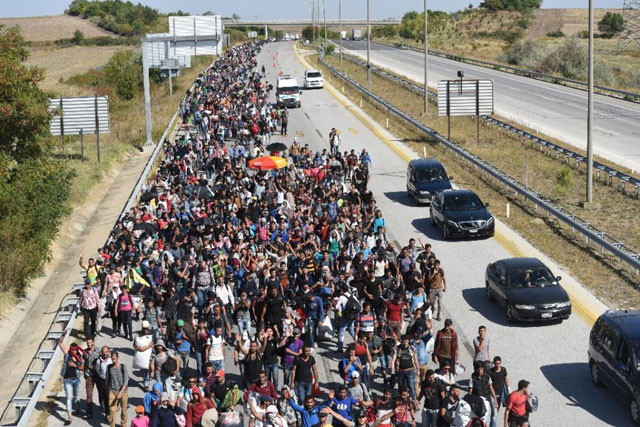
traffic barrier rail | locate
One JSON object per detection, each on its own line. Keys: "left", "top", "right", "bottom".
{"left": 336, "top": 51, "right": 640, "bottom": 199}
{"left": 0, "top": 74, "right": 201, "bottom": 427}
{"left": 318, "top": 51, "right": 640, "bottom": 275}
{"left": 367, "top": 40, "right": 640, "bottom": 103}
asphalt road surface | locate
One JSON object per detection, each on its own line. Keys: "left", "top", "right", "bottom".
{"left": 43, "top": 41, "right": 631, "bottom": 427}
{"left": 336, "top": 40, "right": 640, "bottom": 172}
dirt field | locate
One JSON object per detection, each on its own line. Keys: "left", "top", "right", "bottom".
{"left": 0, "top": 15, "right": 115, "bottom": 42}
{"left": 23, "top": 46, "right": 132, "bottom": 95}
{"left": 526, "top": 8, "right": 621, "bottom": 39}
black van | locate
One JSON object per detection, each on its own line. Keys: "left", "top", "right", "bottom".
{"left": 406, "top": 158, "right": 452, "bottom": 205}
{"left": 588, "top": 309, "right": 640, "bottom": 425}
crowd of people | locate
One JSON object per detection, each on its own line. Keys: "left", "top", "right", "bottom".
{"left": 63, "top": 40, "right": 536, "bottom": 427}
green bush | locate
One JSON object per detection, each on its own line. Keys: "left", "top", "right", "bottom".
{"left": 325, "top": 44, "right": 335, "bottom": 55}
{"left": 555, "top": 167, "right": 575, "bottom": 193}
{"left": 66, "top": 0, "right": 159, "bottom": 36}
{"left": 598, "top": 12, "right": 624, "bottom": 38}
{"left": 480, "top": 0, "right": 542, "bottom": 11}
{"left": 72, "top": 29, "right": 85, "bottom": 45}
{"left": 539, "top": 37, "right": 586, "bottom": 80}
{"left": 546, "top": 30, "right": 565, "bottom": 38}
{"left": 499, "top": 38, "right": 541, "bottom": 68}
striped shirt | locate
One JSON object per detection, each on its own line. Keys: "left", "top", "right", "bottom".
{"left": 357, "top": 312, "right": 377, "bottom": 332}
{"left": 80, "top": 287, "right": 100, "bottom": 310}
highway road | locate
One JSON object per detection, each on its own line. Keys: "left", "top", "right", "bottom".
{"left": 42, "top": 41, "right": 630, "bottom": 427}
{"left": 337, "top": 39, "right": 640, "bottom": 172}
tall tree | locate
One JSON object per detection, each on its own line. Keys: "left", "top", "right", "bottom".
{"left": 0, "top": 26, "right": 52, "bottom": 161}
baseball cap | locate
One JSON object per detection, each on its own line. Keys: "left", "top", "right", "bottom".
{"left": 351, "top": 371, "right": 360, "bottom": 378}
{"left": 176, "top": 319, "right": 185, "bottom": 327}
{"left": 266, "top": 405, "right": 278, "bottom": 415}
{"left": 84, "top": 278, "right": 91, "bottom": 285}
{"left": 135, "top": 405, "right": 145, "bottom": 414}
{"left": 215, "top": 370, "right": 225, "bottom": 377}
{"left": 142, "top": 320, "right": 151, "bottom": 329}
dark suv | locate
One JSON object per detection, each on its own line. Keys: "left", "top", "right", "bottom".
{"left": 588, "top": 309, "right": 640, "bottom": 425}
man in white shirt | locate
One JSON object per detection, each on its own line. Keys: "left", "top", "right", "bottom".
{"left": 133, "top": 321, "right": 154, "bottom": 390}
{"left": 205, "top": 325, "right": 225, "bottom": 373}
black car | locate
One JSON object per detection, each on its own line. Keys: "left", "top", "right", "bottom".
{"left": 589, "top": 310, "right": 640, "bottom": 425}
{"left": 406, "top": 158, "right": 453, "bottom": 205}
{"left": 429, "top": 189, "right": 494, "bottom": 240}
{"left": 485, "top": 257, "right": 572, "bottom": 323}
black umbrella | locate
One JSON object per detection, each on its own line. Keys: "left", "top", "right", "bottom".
{"left": 139, "top": 191, "right": 157, "bottom": 203}
{"left": 133, "top": 222, "right": 155, "bottom": 232}
{"left": 194, "top": 217, "right": 214, "bottom": 226}
{"left": 266, "top": 142, "right": 287, "bottom": 152}
{"left": 191, "top": 185, "right": 214, "bottom": 201}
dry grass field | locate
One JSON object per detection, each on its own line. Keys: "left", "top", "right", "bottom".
{"left": 23, "top": 46, "right": 133, "bottom": 95}
{"left": 0, "top": 15, "right": 115, "bottom": 42}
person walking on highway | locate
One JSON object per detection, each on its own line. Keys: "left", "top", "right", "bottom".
{"left": 83, "top": 336, "right": 100, "bottom": 419}
{"left": 290, "top": 346, "right": 318, "bottom": 403}
{"left": 469, "top": 362, "right": 498, "bottom": 427}
{"left": 133, "top": 321, "right": 155, "bottom": 391}
{"left": 427, "top": 259, "right": 446, "bottom": 321}
{"left": 58, "top": 331, "right": 86, "bottom": 425}
{"left": 473, "top": 325, "right": 491, "bottom": 370}
{"left": 80, "top": 278, "right": 100, "bottom": 338}
{"left": 115, "top": 286, "right": 134, "bottom": 340}
{"left": 489, "top": 356, "right": 511, "bottom": 409}
{"left": 504, "top": 380, "right": 530, "bottom": 427}
{"left": 107, "top": 351, "right": 129, "bottom": 427}
{"left": 281, "top": 107, "right": 289, "bottom": 135}
{"left": 433, "top": 319, "right": 459, "bottom": 371}
{"left": 391, "top": 334, "right": 420, "bottom": 400}
{"left": 329, "top": 128, "right": 341, "bottom": 156}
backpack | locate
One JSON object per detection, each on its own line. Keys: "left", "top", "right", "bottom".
{"left": 342, "top": 293, "right": 362, "bottom": 320}
{"left": 220, "top": 384, "right": 242, "bottom": 410}
{"left": 161, "top": 356, "right": 178, "bottom": 376}
{"left": 463, "top": 394, "right": 487, "bottom": 418}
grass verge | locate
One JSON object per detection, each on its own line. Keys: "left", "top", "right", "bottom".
{"left": 311, "top": 52, "right": 640, "bottom": 308}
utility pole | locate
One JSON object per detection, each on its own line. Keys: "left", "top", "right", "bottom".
{"left": 367, "top": 0, "right": 371, "bottom": 93}
{"left": 423, "top": 0, "right": 428, "bottom": 114}
{"left": 323, "top": 0, "right": 327, "bottom": 46}
{"left": 587, "top": 0, "right": 594, "bottom": 202}
{"left": 312, "top": 0, "right": 315, "bottom": 44}
{"left": 339, "top": 0, "right": 343, "bottom": 66}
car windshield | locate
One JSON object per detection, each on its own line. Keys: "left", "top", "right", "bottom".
{"left": 307, "top": 72, "right": 322, "bottom": 78}
{"left": 443, "top": 193, "right": 483, "bottom": 211}
{"left": 279, "top": 87, "right": 298, "bottom": 95}
{"left": 416, "top": 168, "right": 446, "bottom": 183}
{"left": 507, "top": 267, "right": 558, "bottom": 288}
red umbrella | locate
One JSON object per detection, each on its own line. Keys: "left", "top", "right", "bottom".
{"left": 248, "top": 156, "right": 288, "bottom": 170}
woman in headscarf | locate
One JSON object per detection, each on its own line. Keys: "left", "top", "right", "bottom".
{"left": 144, "top": 382, "right": 164, "bottom": 423}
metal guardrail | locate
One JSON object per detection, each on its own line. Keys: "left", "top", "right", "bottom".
{"left": 318, "top": 52, "right": 640, "bottom": 275}
{"left": 337, "top": 52, "right": 640, "bottom": 198}
{"left": 0, "top": 78, "right": 198, "bottom": 427}
{"left": 369, "top": 40, "right": 640, "bottom": 103}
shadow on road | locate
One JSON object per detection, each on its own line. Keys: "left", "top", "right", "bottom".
{"left": 383, "top": 191, "right": 416, "bottom": 208}
{"left": 410, "top": 218, "right": 446, "bottom": 242}
{"left": 540, "top": 362, "right": 633, "bottom": 426}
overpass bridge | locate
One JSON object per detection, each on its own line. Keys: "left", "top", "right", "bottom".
{"left": 222, "top": 19, "right": 400, "bottom": 27}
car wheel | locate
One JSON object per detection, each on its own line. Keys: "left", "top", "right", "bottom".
{"left": 632, "top": 398, "right": 640, "bottom": 425}
{"left": 443, "top": 224, "right": 450, "bottom": 240}
{"left": 590, "top": 361, "right": 603, "bottom": 387}
{"left": 486, "top": 282, "right": 495, "bottom": 302}
{"left": 506, "top": 304, "right": 515, "bottom": 323}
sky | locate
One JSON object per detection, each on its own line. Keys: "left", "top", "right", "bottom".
{"left": 0, "top": 0, "right": 624, "bottom": 19}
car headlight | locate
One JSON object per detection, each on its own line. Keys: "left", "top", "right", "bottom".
{"left": 446, "top": 220, "right": 458, "bottom": 228}
{"left": 556, "top": 301, "right": 571, "bottom": 308}
{"left": 515, "top": 304, "right": 535, "bottom": 310}
{"left": 487, "top": 216, "right": 494, "bottom": 225}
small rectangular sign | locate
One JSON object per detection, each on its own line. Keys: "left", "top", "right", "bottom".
{"left": 49, "top": 96, "right": 110, "bottom": 135}
{"left": 437, "top": 79, "right": 494, "bottom": 117}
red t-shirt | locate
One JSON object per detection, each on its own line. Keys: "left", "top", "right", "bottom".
{"left": 386, "top": 301, "right": 404, "bottom": 322}
{"left": 506, "top": 391, "right": 527, "bottom": 416}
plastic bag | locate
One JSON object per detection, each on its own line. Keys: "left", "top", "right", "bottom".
{"left": 317, "top": 315, "right": 334, "bottom": 341}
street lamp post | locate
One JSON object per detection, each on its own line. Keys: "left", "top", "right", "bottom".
{"left": 367, "top": 0, "right": 371, "bottom": 93}
{"left": 339, "top": 0, "right": 343, "bottom": 66}
{"left": 312, "top": 0, "right": 315, "bottom": 43}
{"left": 587, "top": 0, "right": 594, "bottom": 202}
{"left": 323, "top": 0, "right": 327, "bottom": 45}
{"left": 424, "top": 0, "right": 428, "bottom": 114}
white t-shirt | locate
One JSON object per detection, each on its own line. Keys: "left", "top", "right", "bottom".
{"left": 207, "top": 335, "right": 224, "bottom": 361}
{"left": 133, "top": 334, "right": 154, "bottom": 370}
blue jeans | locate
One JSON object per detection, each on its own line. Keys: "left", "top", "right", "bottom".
{"left": 337, "top": 317, "right": 355, "bottom": 353}
{"left": 195, "top": 350, "right": 204, "bottom": 376}
{"left": 307, "top": 318, "right": 318, "bottom": 347}
{"left": 237, "top": 318, "right": 251, "bottom": 336}
{"left": 422, "top": 408, "right": 439, "bottom": 427}
{"left": 211, "top": 359, "right": 224, "bottom": 373}
{"left": 490, "top": 396, "right": 497, "bottom": 427}
{"left": 178, "top": 351, "right": 190, "bottom": 380}
{"left": 263, "top": 363, "right": 279, "bottom": 391}
{"left": 63, "top": 377, "right": 81, "bottom": 414}
{"left": 397, "top": 369, "right": 416, "bottom": 399}
{"left": 282, "top": 364, "right": 293, "bottom": 389}
{"left": 140, "top": 369, "right": 151, "bottom": 389}
{"left": 295, "top": 382, "right": 312, "bottom": 402}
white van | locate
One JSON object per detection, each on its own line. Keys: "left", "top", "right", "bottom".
{"left": 304, "top": 70, "right": 324, "bottom": 89}
{"left": 276, "top": 75, "right": 301, "bottom": 108}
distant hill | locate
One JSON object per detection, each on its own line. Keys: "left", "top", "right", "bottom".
{"left": 526, "top": 8, "right": 622, "bottom": 39}
{"left": 0, "top": 15, "right": 117, "bottom": 42}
